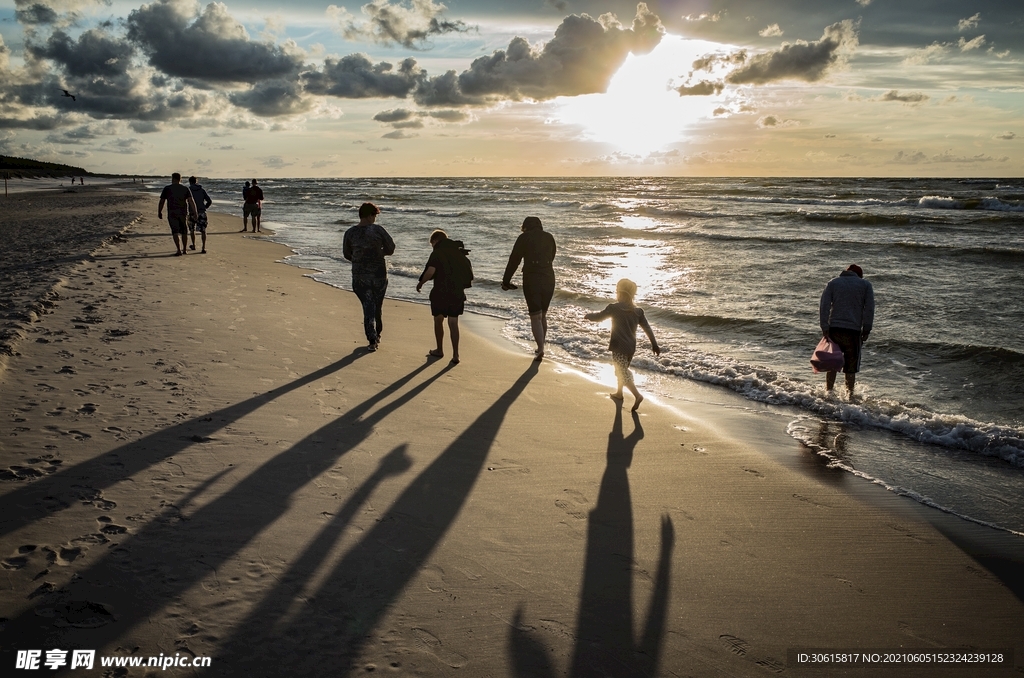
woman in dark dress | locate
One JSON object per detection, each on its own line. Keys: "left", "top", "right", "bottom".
{"left": 502, "top": 216, "right": 557, "bottom": 360}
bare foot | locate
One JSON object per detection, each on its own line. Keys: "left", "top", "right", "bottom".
{"left": 609, "top": 393, "right": 624, "bottom": 401}
{"left": 631, "top": 394, "right": 644, "bottom": 411}
{"left": 427, "top": 349, "right": 443, "bottom": 358}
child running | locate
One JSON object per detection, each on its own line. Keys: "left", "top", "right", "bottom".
{"left": 585, "top": 278, "right": 661, "bottom": 410}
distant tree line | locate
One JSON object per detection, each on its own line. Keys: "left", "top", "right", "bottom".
{"left": 0, "top": 155, "right": 88, "bottom": 177}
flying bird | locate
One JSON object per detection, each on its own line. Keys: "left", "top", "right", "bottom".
{"left": 60, "top": 89, "right": 76, "bottom": 101}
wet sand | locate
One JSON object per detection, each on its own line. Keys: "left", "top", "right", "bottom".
{"left": 0, "top": 190, "right": 1021, "bottom": 677}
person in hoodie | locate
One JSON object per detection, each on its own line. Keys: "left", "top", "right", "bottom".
{"left": 416, "top": 229, "right": 466, "bottom": 365}
{"left": 819, "top": 264, "right": 875, "bottom": 395}
{"left": 187, "top": 176, "right": 213, "bottom": 254}
{"left": 501, "top": 216, "right": 557, "bottom": 360}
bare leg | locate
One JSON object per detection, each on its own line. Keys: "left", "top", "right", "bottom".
{"left": 173, "top": 233, "right": 184, "bottom": 254}
{"left": 826, "top": 370, "right": 836, "bottom": 391}
{"left": 627, "top": 382, "right": 644, "bottom": 411}
{"left": 201, "top": 231, "right": 207, "bottom": 253}
{"left": 845, "top": 373, "right": 856, "bottom": 395}
{"left": 448, "top": 316, "right": 460, "bottom": 363}
{"left": 530, "top": 311, "right": 546, "bottom": 358}
{"left": 432, "top": 314, "right": 445, "bottom": 355}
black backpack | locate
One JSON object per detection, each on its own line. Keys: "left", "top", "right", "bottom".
{"left": 447, "top": 240, "right": 474, "bottom": 289}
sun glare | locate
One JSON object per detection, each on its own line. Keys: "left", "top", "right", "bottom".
{"left": 556, "top": 35, "right": 724, "bottom": 156}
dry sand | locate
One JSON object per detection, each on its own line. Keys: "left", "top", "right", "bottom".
{"left": 1, "top": 190, "right": 1022, "bottom": 677}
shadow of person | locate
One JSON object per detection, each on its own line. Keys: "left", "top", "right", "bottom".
{"left": 0, "top": 361, "right": 451, "bottom": 654}
{"left": 509, "top": 402, "right": 675, "bottom": 678}
{"left": 210, "top": 361, "right": 541, "bottom": 674}
{"left": 0, "top": 349, "right": 369, "bottom": 540}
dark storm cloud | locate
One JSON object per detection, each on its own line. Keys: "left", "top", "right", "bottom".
{"left": 126, "top": 0, "right": 304, "bottom": 83}
{"left": 29, "top": 29, "right": 135, "bottom": 78}
{"left": 301, "top": 54, "right": 424, "bottom": 98}
{"left": 675, "top": 80, "right": 723, "bottom": 96}
{"left": 337, "top": 0, "right": 471, "bottom": 49}
{"left": 229, "top": 78, "right": 313, "bottom": 117}
{"left": 415, "top": 2, "right": 664, "bottom": 105}
{"left": 14, "top": 3, "right": 60, "bottom": 25}
{"left": 727, "top": 19, "right": 859, "bottom": 85}
{"left": 0, "top": 114, "right": 63, "bottom": 130}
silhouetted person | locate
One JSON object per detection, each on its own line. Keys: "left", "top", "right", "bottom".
{"left": 187, "top": 176, "right": 213, "bottom": 254}
{"left": 502, "top": 216, "right": 556, "bottom": 360}
{"left": 343, "top": 202, "right": 395, "bottom": 351}
{"left": 416, "top": 229, "right": 468, "bottom": 364}
{"left": 586, "top": 278, "right": 661, "bottom": 411}
{"left": 157, "top": 173, "right": 198, "bottom": 256}
{"left": 819, "top": 263, "right": 875, "bottom": 395}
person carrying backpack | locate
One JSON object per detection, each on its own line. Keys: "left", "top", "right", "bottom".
{"left": 416, "top": 229, "right": 473, "bottom": 365}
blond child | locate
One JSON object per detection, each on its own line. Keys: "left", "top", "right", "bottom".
{"left": 585, "top": 279, "right": 661, "bottom": 410}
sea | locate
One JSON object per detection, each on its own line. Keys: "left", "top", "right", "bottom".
{"left": 182, "top": 177, "right": 1024, "bottom": 535}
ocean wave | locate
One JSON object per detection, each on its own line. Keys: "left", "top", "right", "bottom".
{"left": 918, "top": 195, "right": 1024, "bottom": 212}
{"left": 786, "top": 418, "right": 1024, "bottom": 536}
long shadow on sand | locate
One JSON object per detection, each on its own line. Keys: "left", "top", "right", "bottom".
{"left": 508, "top": 404, "right": 675, "bottom": 678}
{"left": 0, "top": 350, "right": 368, "bottom": 540}
{"left": 0, "top": 359, "right": 452, "bottom": 655}
{"left": 210, "top": 362, "right": 540, "bottom": 675}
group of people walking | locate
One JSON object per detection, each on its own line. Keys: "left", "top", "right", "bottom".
{"left": 157, "top": 173, "right": 212, "bottom": 256}
{"left": 342, "top": 203, "right": 667, "bottom": 410}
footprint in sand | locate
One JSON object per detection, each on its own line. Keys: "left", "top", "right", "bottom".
{"left": 411, "top": 628, "right": 467, "bottom": 668}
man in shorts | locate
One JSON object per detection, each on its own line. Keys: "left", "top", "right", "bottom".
{"left": 819, "top": 264, "right": 875, "bottom": 396}
{"left": 244, "top": 178, "right": 264, "bottom": 233}
{"left": 187, "top": 176, "right": 213, "bottom": 254}
{"left": 416, "top": 229, "right": 466, "bottom": 364}
{"left": 157, "top": 173, "right": 198, "bottom": 256}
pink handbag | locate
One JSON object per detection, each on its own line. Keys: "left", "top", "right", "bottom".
{"left": 810, "top": 337, "right": 844, "bottom": 373}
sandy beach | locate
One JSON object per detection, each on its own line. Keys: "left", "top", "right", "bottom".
{"left": 1, "top": 189, "right": 1022, "bottom": 677}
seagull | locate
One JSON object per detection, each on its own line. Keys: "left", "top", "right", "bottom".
{"left": 60, "top": 89, "right": 76, "bottom": 101}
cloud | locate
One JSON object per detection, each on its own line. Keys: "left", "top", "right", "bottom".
{"left": 230, "top": 78, "right": 314, "bottom": 117}
{"left": 427, "top": 108, "right": 467, "bottom": 122}
{"left": 890, "top": 149, "right": 1004, "bottom": 164}
{"left": 259, "top": 155, "right": 293, "bottom": 168}
{"left": 545, "top": 0, "right": 568, "bottom": 12}
{"left": 903, "top": 42, "right": 947, "bottom": 65}
{"left": 759, "top": 24, "right": 783, "bottom": 38}
{"left": 372, "top": 108, "right": 414, "bottom": 123}
{"left": 329, "top": 0, "right": 470, "bottom": 49}
{"left": 382, "top": 129, "right": 416, "bottom": 139}
{"left": 682, "top": 12, "right": 722, "bottom": 22}
{"left": 301, "top": 54, "right": 424, "bottom": 99}
{"left": 29, "top": 28, "right": 136, "bottom": 79}
{"left": 126, "top": 0, "right": 305, "bottom": 83}
{"left": 99, "top": 137, "right": 144, "bottom": 154}
{"left": 958, "top": 35, "right": 986, "bottom": 51}
{"left": 675, "top": 80, "right": 723, "bottom": 96}
{"left": 726, "top": 19, "right": 859, "bottom": 85}
{"left": 890, "top": 150, "right": 926, "bottom": 164}
{"left": 995, "top": 131, "right": 1016, "bottom": 140}
{"left": 855, "top": 0, "right": 872, "bottom": 5}
{"left": 421, "top": 3, "right": 664, "bottom": 105}
{"left": 14, "top": 3, "right": 60, "bottom": 25}
{"left": 880, "top": 89, "right": 929, "bottom": 104}
{"left": 958, "top": 13, "right": 981, "bottom": 32}
{"left": 757, "top": 115, "right": 797, "bottom": 128}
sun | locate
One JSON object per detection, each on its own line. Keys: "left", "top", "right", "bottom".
{"left": 555, "top": 35, "right": 725, "bottom": 156}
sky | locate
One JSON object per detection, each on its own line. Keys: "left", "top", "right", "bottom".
{"left": 0, "top": 0, "right": 1020, "bottom": 177}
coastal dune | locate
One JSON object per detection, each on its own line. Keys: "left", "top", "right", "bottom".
{"left": 0, "top": 191, "right": 1021, "bottom": 676}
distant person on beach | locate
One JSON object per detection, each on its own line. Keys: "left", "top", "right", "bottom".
{"left": 416, "top": 229, "right": 471, "bottom": 365}
{"left": 157, "top": 173, "right": 198, "bottom": 257}
{"left": 343, "top": 202, "right": 395, "bottom": 352}
{"left": 501, "top": 216, "right": 556, "bottom": 360}
{"left": 247, "top": 179, "right": 264, "bottom": 233}
{"left": 241, "top": 181, "right": 253, "bottom": 232}
{"left": 819, "top": 264, "right": 875, "bottom": 396}
{"left": 585, "top": 278, "right": 661, "bottom": 410}
{"left": 187, "top": 176, "right": 213, "bottom": 254}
